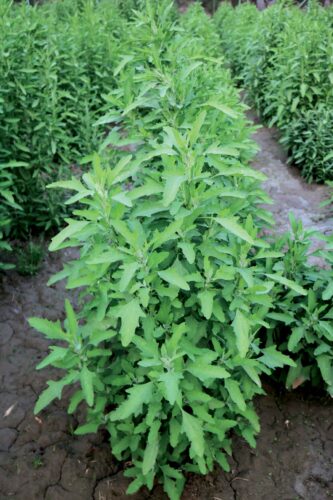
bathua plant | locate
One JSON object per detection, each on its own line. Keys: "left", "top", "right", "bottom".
{"left": 0, "top": 161, "right": 24, "bottom": 271}
{"left": 263, "top": 213, "right": 333, "bottom": 395}
{"left": 29, "top": 3, "right": 299, "bottom": 498}
{"left": 29, "top": 139, "right": 297, "bottom": 498}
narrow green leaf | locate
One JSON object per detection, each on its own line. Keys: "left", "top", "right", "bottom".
{"left": 187, "top": 362, "right": 230, "bottom": 381}
{"left": 287, "top": 327, "right": 304, "bottom": 352}
{"left": 182, "top": 410, "right": 204, "bottom": 457}
{"left": 142, "top": 421, "right": 160, "bottom": 475}
{"left": 163, "top": 175, "right": 185, "bottom": 206}
{"left": 36, "top": 347, "right": 67, "bottom": 370}
{"left": 266, "top": 274, "right": 307, "bottom": 296}
{"left": 216, "top": 217, "right": 254, "bottom": 244}
{"left": 259, "top": 346, "right": 296, "bottom": 369}
{"left": 225, "top": 379, "right": 246, "bottom": 411}
{"left": 205, "top": 100, "right": 240, "bottom": 118}
{"left": 233, "top": 310, "right": 250, "bottom": 358}
{"left": 65, "top": 299, "right": 78, "bottom": 338}
{"left": 80, "top": 365, "right": 94, "bottom": 407}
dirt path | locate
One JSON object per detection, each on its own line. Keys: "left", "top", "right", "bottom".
{"left": 248, "top": 110, "right": 332, "bottom": 234}
{"left": 0, "top": 117, "right": 332, "bottom": 500}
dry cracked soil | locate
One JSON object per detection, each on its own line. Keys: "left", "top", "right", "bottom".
{"left": 0, "top": 113, "right": 332, "bottom": 500}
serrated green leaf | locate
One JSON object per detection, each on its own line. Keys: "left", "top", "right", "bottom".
{"left": 126, "top": 478, "right": 144, "bottom": 495}
{"left": 187, "top": 362, "right": 230, "bottom": 381}
{"left": 225, "top": 379, "right": 246, "bottom": 411}
{"left": 178, "top": 242, "right": 195, "bottom": 264}
{"left": 159, "top": 371, "right": 182, "bottom": 405}
{"left": 198, "top": 290, "right": 215, "bottom": 319}
{"left": 233, "top": 310, "right": 250, "bottom": 358}
{"left": 266, "top": 274, "right": 307, "bottom": 296}
{"left": 287, "top": 326, "right": 304, "bottom": 352}
{"left": 189, "top": 110, "right": 206, "bottom": 145}
{"left": 68, "top": 390, "right": 84, "bottom": 414}
{"left": 34, "top": 375, "right": 75, "bottom": 414}
{"left": 206, "top": 145, "right": 239, "bottom": 157}
{"left": 142, "top": 421, "right": 160, "bottom": 475}
{"left": 170, "top": 418, "right": 181, "bottom": 448}
{"left": 158, "top": 266, "right": 190, "bottom": 291}
{"left": 65, "top": 299, "right": 78, "bottom": 338}
{"left": 259, "top": 346, "right": 296, "bottom": 369}
{"left": 205, "top": 100, "right": 240, "bottom": 118}
{"left": 322, "top": 282, "right": 333, "bottom": 301}
{"left": 109, "top": 382, "right": 153, "bottom": 421}
{"left": 74, "top": 422, "right": 99, "bottom": 435}
{"left": 216, "top": 217, "right": 254, "bottom": 244}
{"left": 317, "top": 355, "right": 333, "bottom": 387}
{"left": 49, "top": 220, "right": 89, "bottom": 251}
{"left": 28, "top": 317, "right": 66, "bottom": 340}
{"left": 118, "top": 262, "right": 139, "bottom": 292}
{"left": 242, "top": 364, "right": 262, "bottom": 387}
{"left": 36, "top": 347, "right": 68, "bottom": 370}
{"left": 116, "top": 299, "right": 146, "bottom": 347}
{"left": 182, "top": 410, "right": 204, "bottom": 457}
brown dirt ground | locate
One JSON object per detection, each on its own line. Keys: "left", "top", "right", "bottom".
{"left": 248, "top": 109, "right": 332, "bottom": 235}
{"left": 0, "top": 118, "right": 333, "bottom": 500}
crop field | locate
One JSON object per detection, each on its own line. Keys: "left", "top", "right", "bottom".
{"left": 0, "top": 1, "right": 332, "bottom": 499}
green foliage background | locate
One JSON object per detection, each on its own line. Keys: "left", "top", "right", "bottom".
{"left": 0, "top": 0, "right": 126, "bottom": 236}
{"left": 214, "top": 1, "right": 333, "bottom": 182}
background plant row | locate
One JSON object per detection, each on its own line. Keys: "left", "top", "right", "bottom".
{"left": 0, "top": 0, "right": 130, "bottom": 244}
{"left": 214, "top": 0, "right": 333, "bottom": 183}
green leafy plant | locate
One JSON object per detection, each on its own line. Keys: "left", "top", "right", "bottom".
{"left": 32, "top": 455, "right": 44, "bottom": 469}
{"left": 0, "top": 161, "right": 23, "bottom": 270}
{"left": 263, "top": 214, "right": 333, "bottom": 395}
{"left": 29, "top": 4, "right": 300, "bottom": 498}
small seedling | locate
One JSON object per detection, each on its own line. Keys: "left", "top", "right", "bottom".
{"left": 17, "top": 241, "right": 44, "bottom": 276}
{"left": 32, "top": 455, "right": 44, "bottom": 469}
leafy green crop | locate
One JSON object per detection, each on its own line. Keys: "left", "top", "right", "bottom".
{"left": 214, "top": 1, "right": 333, "bottom": 182}
{"left": 29, "top": 3, "right": 300, "bottom": 498}
{"left": 0, "top": 161, "right": 24, "bottom": 270}
{"left": 0, "top": 0, "right": 126, "bottom": 236}
{"left": 263, "top": 214, "right": 333, "bottom": 395}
